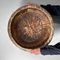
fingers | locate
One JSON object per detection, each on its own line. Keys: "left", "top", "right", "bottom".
{"left": 30, "top": 48, "right": 40, "bottom": 55}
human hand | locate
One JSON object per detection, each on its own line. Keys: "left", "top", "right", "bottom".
{"left": 30, "top": 48, "right": 41, "bottom": 55}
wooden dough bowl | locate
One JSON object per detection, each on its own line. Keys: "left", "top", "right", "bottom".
{"left": 8, "top": 4, "right": 54, "bottom": 50}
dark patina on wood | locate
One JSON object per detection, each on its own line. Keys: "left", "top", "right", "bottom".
{"left": 8, "top": 4, "right": 54, "bottom": 49}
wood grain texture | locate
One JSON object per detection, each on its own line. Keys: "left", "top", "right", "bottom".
{"left": 8, "top": 4, "right": 54, "bottom": 49}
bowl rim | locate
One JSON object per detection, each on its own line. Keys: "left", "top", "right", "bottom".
{"left": 8, "top": 3, "right": 54, "bottom": 51}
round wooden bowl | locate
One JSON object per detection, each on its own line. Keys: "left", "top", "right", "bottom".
{"left": 8, "top": 4, "right": 54, "bottom": 50}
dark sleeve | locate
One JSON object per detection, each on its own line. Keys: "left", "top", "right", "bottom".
{"left": 41, "top": 4, "right": 60, "bottom": 16}
{"left": 41, "top": 42, "right": 60, "bottom": 55}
